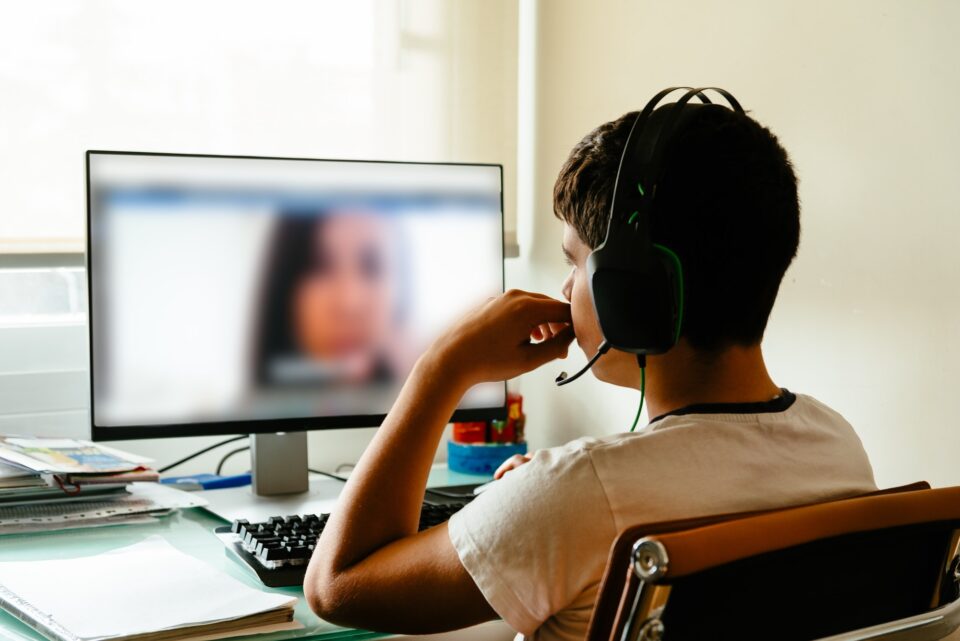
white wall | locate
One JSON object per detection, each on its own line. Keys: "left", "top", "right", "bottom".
{"left": 509, "top": 0, "right": 960, "bottom": 489}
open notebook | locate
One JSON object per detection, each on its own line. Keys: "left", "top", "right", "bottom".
{"left": 0, "top": 536, "right": 301, "bottom": 641}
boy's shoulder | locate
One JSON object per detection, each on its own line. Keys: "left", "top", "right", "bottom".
{"left": 531, "top": 391, "right": 865, "bottom": 478}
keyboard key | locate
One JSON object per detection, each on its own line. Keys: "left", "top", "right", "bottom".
{"left": 254, "top": 537, "right": 282, "bottom": 555}
{"left": 263, "top": 546, "right": 293, "bottom": 561}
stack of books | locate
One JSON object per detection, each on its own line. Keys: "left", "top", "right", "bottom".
{"left": 0, "top": 436, "right": 157, "bottom": 504}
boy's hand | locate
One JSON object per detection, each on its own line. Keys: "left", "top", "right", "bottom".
{"left": 493, "top": 453, "right": 532, "bottom": 479}
{"left": 427, "top": 289, "right": 575, "bottom": 389}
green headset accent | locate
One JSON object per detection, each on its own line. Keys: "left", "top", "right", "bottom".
{"left": 625, "top": 204, "right": 684, "bottom": 346}
{"left": 652, "top": 243, "right": 684, "bottom": 344}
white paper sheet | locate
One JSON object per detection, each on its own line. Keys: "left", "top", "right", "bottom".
{"left": 0, "top": 536, "right": 300, "bottom": 641}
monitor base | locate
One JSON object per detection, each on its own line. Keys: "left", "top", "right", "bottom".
{"left": 250, "top": 431, "right": 309, "bottom": 496}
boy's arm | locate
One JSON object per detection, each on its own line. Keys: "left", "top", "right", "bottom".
{"left": 304, "top": 290, "right": 573, "bottom": 633}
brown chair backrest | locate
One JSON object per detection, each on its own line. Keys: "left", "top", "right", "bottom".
{"left": 587, "top": 482, "right": 935, "bottom": 641}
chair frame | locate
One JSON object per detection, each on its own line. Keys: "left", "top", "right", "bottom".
{"left": 615, "top": 486, "right": 960, "bottom": 641}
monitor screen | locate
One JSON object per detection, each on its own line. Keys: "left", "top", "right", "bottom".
{"left": 87, "top": 152, "right": 505, "bottom": 439}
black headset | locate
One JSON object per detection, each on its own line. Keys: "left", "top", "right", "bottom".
{"left": 557, "top": 87, "right": 745, "bottom": 386}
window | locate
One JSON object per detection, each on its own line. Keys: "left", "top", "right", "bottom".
{"left": 0, "top": 0, "right": 518, "bottom": 254}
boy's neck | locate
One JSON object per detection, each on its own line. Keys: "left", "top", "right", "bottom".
{"left": 644, "top": 341, "right": 782, "bottom": 421}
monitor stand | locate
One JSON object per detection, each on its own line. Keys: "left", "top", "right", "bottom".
{"left": 250, "top": 431, "right": 309, "bottom": 496}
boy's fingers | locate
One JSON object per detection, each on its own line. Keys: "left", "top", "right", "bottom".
{"left": 548, "top": 322, "right": 567, "bottom": 335}
{"left": 493, "top": 454, "right": 533, "bottom": 480}
{"left": 494, "top": 454, "right": 523, "bottom": 479}
{"left": 520, "top": 297, "right": 572, "bottom": 324}
{"left": 523, "top": 326, "right": 575, "bottom": 366}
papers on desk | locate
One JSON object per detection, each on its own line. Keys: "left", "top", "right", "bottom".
{"left": 0, "top": 536, "right": 301, "bottom": 641}
{"left": 0, "top": 483, "right": 209, "bottom": 535}
{"left": 0, "top": 437, "right": 178, "bottom": 534}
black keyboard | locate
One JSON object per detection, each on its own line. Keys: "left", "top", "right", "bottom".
{"left": 215, "top": 502, "right": 466, "bottom": 587}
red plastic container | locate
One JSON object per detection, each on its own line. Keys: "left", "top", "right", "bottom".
{"left": 452, "top": 421, "right": 487, "bottom": 444}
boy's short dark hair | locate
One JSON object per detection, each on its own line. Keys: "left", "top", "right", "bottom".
{"left": 554, "top": 106, "right": 800, "bottom": 352}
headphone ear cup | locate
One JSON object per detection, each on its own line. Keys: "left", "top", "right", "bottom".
{"left": 587, "top": 246, "right": 681, "bottom": 354}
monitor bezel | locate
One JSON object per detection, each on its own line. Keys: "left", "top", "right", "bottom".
{"left": 86, "top": 150, "right": 507, "bottom": 442}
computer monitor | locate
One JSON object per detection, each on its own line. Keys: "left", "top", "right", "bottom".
{"left": 86, "top": 151, "right": 506, "bottom": 493}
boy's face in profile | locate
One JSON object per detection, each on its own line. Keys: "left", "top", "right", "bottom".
{"left": 560, "top": 223, "right": 643, "bottom": 390}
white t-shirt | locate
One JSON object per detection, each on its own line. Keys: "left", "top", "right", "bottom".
{"left": 447, "top": 391, "right": 877, "bottom": 641}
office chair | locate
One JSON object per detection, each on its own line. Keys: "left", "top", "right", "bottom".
{"left": 587, "top": 483, "right": 960, "bottom": 641}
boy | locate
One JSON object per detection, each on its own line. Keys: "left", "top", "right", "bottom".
{"left": 304, "top": 95, "right": 877, "bottom": 640}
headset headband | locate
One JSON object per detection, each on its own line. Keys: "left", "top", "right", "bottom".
{"left": 607, "top": 87, "right": 745, "bottom": 254}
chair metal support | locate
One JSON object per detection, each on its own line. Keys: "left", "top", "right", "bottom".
{"left": 622, "top": 538, "right": 672, "bottom": 641}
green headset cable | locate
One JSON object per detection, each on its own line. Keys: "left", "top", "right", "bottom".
{"left": 629, "top": 359, "right": 646, "bottom": 433}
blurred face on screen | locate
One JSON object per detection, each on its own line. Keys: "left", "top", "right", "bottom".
{"left": 292, "top": 212, "right": 401, "bottom": 380}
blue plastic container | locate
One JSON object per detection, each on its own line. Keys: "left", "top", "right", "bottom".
{"left": 447, "top": 441, "right": 528, "bottom": 475}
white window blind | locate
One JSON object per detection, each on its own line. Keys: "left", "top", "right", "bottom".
{"left": 0, "top": 0, "right": 518, "bottom": 254}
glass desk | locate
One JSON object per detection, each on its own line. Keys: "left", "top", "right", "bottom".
{"left": 0, "top": 467, "right": 493, "bottom": 641}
